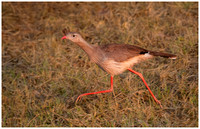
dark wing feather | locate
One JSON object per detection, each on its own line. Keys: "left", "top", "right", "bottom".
{"left": 100, "top": 44, "right": 149, "bottom": 62}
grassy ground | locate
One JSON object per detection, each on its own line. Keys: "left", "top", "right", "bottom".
{"left": 2, "top": 2, "right": 198, "bottom": 127}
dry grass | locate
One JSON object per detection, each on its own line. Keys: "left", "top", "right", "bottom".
{"left": 2, "top": 2, "right": 198, "bottom": 127}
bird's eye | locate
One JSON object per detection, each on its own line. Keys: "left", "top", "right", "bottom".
{"left": 72, "top": 34, "right": 76, "bottom": 37}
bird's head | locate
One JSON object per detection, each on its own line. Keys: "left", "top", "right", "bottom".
{"left": 62, "top": 32, "right": 83, "bottom": 43}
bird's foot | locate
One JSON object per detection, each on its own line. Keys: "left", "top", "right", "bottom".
{"left": 75, "top": 95, "right": 83, "bottom": 104}
{"left": 155, "top": 99, "right": 163, "bottom": 108}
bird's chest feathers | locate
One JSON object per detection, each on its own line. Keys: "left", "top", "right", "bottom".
{"left": 88, "top": 48, "right": 106, "bottom": 63}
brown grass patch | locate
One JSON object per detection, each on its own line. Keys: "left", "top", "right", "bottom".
{"left": 2, "top": 2, "right": 198, "bottom": 127}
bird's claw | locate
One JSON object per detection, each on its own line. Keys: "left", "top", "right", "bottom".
{"left": 75, "top": 95, "right": 82, "bottom": 104}
{"left": 155, "top": 100, "right": 163, "bottom": 108}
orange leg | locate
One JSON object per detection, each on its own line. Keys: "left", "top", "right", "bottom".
{"left": 128, "top": 68, "right": 162, "bottom": 108}
{"left": 75, "top": 76, "right": 114, "bottom": 103}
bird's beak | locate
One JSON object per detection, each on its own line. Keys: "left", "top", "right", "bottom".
{"left": 62, "top": 36, "right": 67, "bottom": 40}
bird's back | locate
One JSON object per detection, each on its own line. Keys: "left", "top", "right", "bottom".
{"left": 100, "top": 44, "right": 149, "bottom": 62}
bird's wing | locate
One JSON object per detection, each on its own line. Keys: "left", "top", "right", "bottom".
{"left": 100, "top": 44, "right": 149, "bottom": 62}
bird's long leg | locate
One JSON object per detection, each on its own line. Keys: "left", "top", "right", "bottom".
{"left": 75, "top": 76, "right": 114, "bottom": 103}
{"left": 128, "top": 68, "right": 162, "bottom": 108}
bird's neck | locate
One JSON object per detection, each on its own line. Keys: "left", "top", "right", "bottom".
{"left": 76, "top": 39, "right": 94, "bottom": 57}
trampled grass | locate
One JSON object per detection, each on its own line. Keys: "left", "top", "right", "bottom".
{"left": 2, "top": 2, "right": 198, "bottom": 127}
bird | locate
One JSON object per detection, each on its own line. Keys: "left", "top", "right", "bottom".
{"left": 61, "top": 29, "right": 176, "bottom": 108}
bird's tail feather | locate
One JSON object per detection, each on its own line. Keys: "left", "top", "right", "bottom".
{"left": 149, "top": 51, "right": 177, "bottom": 59}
